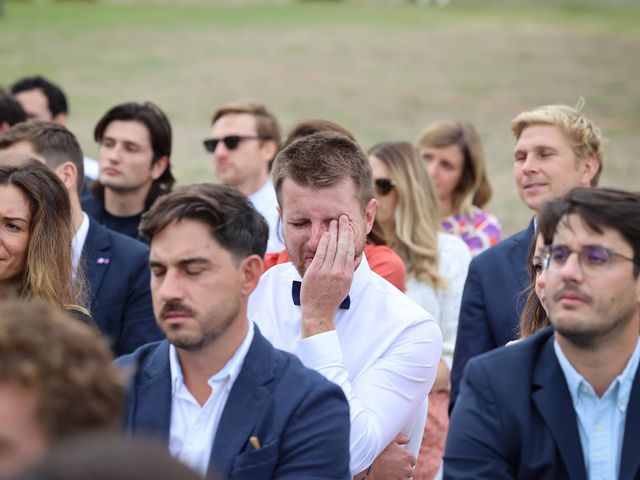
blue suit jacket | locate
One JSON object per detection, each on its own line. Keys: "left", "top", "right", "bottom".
{"left": 83, "top": 216, "right": 162, "bottom": 356}
{"left": 444, "top": 327, "right": 640, "bottom": 479}
{"left": 118, "top": 327, "right": 351, "bottom": 480}
{"left": 450, "top": 220, "right": 535, "bottom": 409}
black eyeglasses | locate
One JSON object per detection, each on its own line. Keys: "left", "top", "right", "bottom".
{"left": 543, "top": 244, "right": 638, "bottom": 276}
{"left": 374, "top": 178, "right": 395, "bottom": 196}
{"left": 203, "top": 135, "right": 266, "bottom": 153}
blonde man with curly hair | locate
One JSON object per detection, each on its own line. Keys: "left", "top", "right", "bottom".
{"left": 450, "top": 102, "right": 603, "bottom": 411}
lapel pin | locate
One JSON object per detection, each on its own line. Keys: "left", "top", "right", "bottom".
{"left": 96, "top": 257, "right": 110, "bottom": 264}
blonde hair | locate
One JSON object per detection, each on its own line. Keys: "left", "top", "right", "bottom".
{"left": 368, "top": 141, "right": 446, "bottom": 288}
{"left": 417, "top": 121, "right": 492, "bottom": 215}
{"left": 511, "top": 101, "right": 604, "bottom": 186}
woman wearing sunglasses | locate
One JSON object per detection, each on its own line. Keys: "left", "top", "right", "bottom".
{"left": 417, "top": 121, "right": 501, "bottom": 257}
{"left": 367, "top": 141, "right": 470, "bottom": 480}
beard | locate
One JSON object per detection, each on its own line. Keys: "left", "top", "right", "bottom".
{"left": 159, "top": 296, "right": 241, "bottom": 352}
{"left": 551, "top": 296, "right": 637, "bottom": 350}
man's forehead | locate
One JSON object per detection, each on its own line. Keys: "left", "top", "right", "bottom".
{"left": 280, "top": 178, "right": 362, "bottom": 213}
{"left": 103, "top": 120, "right": 151, "bottom": 145}
{"left": 14, "top": 89, "right": 52, "bottom": 117}
{"left": 212, "top": 113, "right": 257, "bottom": 133}
{"left": 516, "top": 124, "right": 569, "bottom": 148}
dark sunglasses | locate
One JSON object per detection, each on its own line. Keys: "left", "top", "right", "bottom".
{"left": 203, "top": 135, "right": 266, "bottom": 153}
{"left": 374, "top": 178, "right": 395, "bottom": 196}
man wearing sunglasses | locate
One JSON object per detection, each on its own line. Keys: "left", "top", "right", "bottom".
{"left": 450, "top": 104, "right": 604, "bottom": 410}
{"left": 445, "top": 187, "right": 640, "bottom": 480}
{"left": 249, "top": 132, "right": 443, "bottom": 479}
{"left": 204, "top": 102, "right": 284, "bottom": 253}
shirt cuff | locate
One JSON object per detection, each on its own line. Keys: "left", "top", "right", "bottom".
{"left": 296, "top": 330, "right": 344, "bottom": 370}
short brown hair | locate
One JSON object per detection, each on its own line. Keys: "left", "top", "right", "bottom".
{"left": 539, "top": 187, "right": 640, "bottom": 276}
{"left": 212, "top": 102, "right": 281, "bottom": 164}
{"left": 0, "top": 121, "right": 85, "bottom": 194}
{"left": 0, "top": 300, "right": 123, "bottom": 441}
{"left": 417, "top": 121, "right": 492, "bottom": 213}
{"left": 140, "top": 182, "right": 269, "bottom": 260}
{"left": 272, "top": 132, "right": 373, "bottom": 212}
{"left": 511, "top": 103, "right": 604, "bottom": 186}
{"left": 283, "top": 119, "right": 355, "bottom": 148}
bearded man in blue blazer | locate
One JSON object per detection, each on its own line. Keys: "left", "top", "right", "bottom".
{"left": 118, "top": 183, "right": 351, "bottom": 479}
{"left": 450, "top": 104, "right": 604, "bottom": 409}
{"left": 445, "top": 187, "right": 640, "bottom": 480}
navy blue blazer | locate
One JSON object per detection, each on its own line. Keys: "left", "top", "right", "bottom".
{"left": 83, "top": 216, "right": 162, "bottom": 356}
{"left": 117, "top": 326, "right": 351, "bottom": 480}
{"left": 444, "top": 327, "right": 640, "bottom": 480}
{"left": 450, "top": 220, "right": 535, "bottom": 409}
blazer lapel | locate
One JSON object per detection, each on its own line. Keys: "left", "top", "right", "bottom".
{"left": 509, "top": 218, "right": 535, "bottom": 289}
{"left": 619, "top": 363, "right": 640, "bottom": 480}
{"left": 207, "top": 328, "right": 275, "bottom": 478}
{"left": 532, "top": 335, "right": 587, "bottom": 480}
{"left": 129, "top": 341, "right": 173, "bottom": 441}
{"left": 83, "top": 217, "right": 111, "bottom": 304}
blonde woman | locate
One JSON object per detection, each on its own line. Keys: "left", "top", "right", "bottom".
{"left": 418, "top": 121, "right": 501, "bottom": 256}
{"left": 367, "top": 141, "right": 470, "bottom": 479}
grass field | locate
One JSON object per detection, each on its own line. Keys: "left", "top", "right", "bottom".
{"left": 2, "top": 0, "right": 639, "bottom": 234}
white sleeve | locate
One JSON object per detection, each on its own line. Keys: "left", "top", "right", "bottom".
{"left": 437, "top": 235, "right": 471, "bottom": 369}
{"left": 296, "top": 321, "right": 442, "bottom": 475}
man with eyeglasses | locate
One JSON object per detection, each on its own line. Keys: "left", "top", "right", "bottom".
{"left": 445, "top": 187, "right": 640, "bottom": 480}
{"left": 203, "top": 102, "right": 284, "bottom": 253}
{"left": 450, "top": 104, "right": 604, "bottom": 409}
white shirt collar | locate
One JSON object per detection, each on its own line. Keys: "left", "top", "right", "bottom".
{"left": 169, "top": 321, "right": 255, "bottom": 396}
{"left": 72, "top": 212, "right": 90, "bottom": 275}
{"left": 289, "top": 252, "right": 371, "bottom": 302}
{"left": 248, "top": 179, "right": 274, "bottom": 205}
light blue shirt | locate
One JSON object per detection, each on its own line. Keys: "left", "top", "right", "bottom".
{"left": 554, "top": 337, "right": 640, "bottom": 479}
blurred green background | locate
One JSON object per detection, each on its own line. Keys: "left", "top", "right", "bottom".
{"left": 2, "top": 0, "right": 639, "bottom": 234}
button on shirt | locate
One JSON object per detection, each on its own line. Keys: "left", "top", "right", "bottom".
{"left": 555, "top": 337, "right": 640, "bottom": 479}
{"left": 249, "top": 179, "right": 284, "bottom": 253}
{"left": 168, "top": 322, "right": 254, "bottom": 476}
{"left": 248, "top": 255, "right": 443, "bottom": 474}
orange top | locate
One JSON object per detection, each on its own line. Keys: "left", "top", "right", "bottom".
{"left": 263, "top": 243, "right": 406, "bottom": 292}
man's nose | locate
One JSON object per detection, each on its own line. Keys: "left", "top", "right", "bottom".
{"left": 307, "top": 222, "right": 330, "bottom": 251}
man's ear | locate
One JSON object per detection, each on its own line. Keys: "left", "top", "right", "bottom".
{"left": 52, "top": 112, "right": 68, "bottom": 126}
{"left": 240, "top": 254, "right": 264, "bottom": 297}
{"left": 151, "top": 156, "right": 169, "bottom": 180}
{"left": 364, "top": 198, "right": 376, "bottom": 235}
{"left": 260, "top": 139, "right": 278, "bottom": 166}
{"left": 53, "top": 161, "right": 78, "bottom": 192}
{"left": 580, "top": 155, "right": 599, "bottom": 186}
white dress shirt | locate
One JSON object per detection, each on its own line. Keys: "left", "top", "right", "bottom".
{"left": 249, "top": 179, "right": 284, "bottom": 253}
{"left": 405, "top": 232, "right": 470, "bottom": 369}
{"left": 168, "top": 322, "right": 254, "bottom": 476}
{"left": 71, "top": 212, "right": 90, "bottom": 277}
{"left": 248, "top": 255, "right": 443, "bottom": 475}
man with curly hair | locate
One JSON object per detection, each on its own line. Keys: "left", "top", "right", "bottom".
{"left": 0, "top": 301, "right": 123, "bottom": 478}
